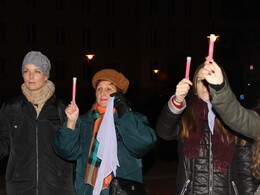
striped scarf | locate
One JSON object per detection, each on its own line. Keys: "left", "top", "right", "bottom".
{"left": 84, "top": 104, "right": 112, "bottom": 189}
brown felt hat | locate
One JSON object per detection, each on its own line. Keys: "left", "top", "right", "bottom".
{"left": 92, "top": 69, "right": 129, "bottom": 94}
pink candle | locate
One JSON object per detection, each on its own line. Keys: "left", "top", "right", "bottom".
{"left": 72, "top": 77, "right": 77, "bottom": 102}
{"left": 208, "top": 34, "right": 216, "bottom": 61}
{"left": 185, "top": 56, "right": 191, "bottom": 79}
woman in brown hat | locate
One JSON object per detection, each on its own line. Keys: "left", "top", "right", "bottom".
{"left": 53, "top": 69, "right": 157, "bottom": 195}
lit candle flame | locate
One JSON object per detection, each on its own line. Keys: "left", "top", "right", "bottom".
{"left": 207, "top": 35, "right": 220, "bottom": 42}
{"left": 207, "top": 34, "right": 219, "bottom": 61}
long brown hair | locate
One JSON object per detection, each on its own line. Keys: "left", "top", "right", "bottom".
{"left": 181, "top": 63, "right": 234, "bottom": 143}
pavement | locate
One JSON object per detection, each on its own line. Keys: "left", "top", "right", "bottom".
{"left": 0, "top": 140, "right": 178, "bottom": 195}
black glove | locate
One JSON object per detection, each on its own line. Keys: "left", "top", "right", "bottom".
{"left": 110, "top": 93, "right": 128, "bottom": 118}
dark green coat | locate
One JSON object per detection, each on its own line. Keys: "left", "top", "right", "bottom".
{"left": 53, "top": 108, "right": 157, "bottom": 195}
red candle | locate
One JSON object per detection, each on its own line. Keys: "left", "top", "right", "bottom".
{"left": 72, "top": 77, "right": 77, "bottom": 102}
{"left": 185, "top": 56, "right": 191, "bottom": 79}
{"left": 208, "top": 34, "right": 216, "bottom": 61}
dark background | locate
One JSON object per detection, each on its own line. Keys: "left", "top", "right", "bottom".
{"left": 0, "top": 0, "right": 260, "bottom": 194}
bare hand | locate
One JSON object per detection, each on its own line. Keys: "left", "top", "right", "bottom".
{"left": 175, "top": 78, "right": 193, "bottom": 103}
{"left": 65, "top": 101, "right": 79, "bottom": 129}
{"left": 202, "top": 57, "right": 224, "bottom": 85}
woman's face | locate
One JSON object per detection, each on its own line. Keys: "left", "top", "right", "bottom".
{"left": 95, "top": 80, "right": 117, "bottom": 107}
{"left": 22, "top": 64, "right": 48, "bottom": 94}
{"left": 195, "top": 68, "right": 210, "bottom": 101}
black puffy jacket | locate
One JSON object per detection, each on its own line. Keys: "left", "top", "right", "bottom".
{"left": 0, "top": 95, "right": 75, "bottom": 195}
{"left": 156, "top": 103, "right": 258, "bottom": 195}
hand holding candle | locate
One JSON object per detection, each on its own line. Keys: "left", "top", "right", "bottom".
{"left": 185, "top": 56, "right": 191, "bottom": 79}
{"left": 208, "top": 34, "right": 216, "bottom": 61}
{"left": 72, "top": 77, "right": 77, "bottom": 102}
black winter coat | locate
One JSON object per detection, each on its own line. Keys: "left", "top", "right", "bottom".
{"left": 0, "top": 95, "right": 75, "bottom": 195}
{"left": 156, "top": 103, "right": 258, "bottom": 195}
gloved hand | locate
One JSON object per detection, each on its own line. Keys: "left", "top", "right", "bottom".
{"left": 110, "top": 93, "right": 128, "bottom": 118}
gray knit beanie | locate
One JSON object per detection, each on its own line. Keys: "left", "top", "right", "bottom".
{"left": 22, "top": 51, "right": 51, "bottom": 78}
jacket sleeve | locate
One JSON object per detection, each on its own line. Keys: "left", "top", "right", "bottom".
{"left": 209, "top": 82, "right": 260, "bottom": 139}
{"left": 114, "top": 109, "right": 157, "bottom": 159}
{"left": 155, "top": 96, "right": 183, "bottom": 141}
{"left": 0, "top": 103, "right": 10, "bottom": 160}
{"left": 53, "top": 118, "right": 84, "bottom": 161}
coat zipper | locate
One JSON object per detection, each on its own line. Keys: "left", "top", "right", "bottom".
{"left": 180, "top": 179, "right": 190, "bottom": 195}
{"left": 36, "top": 118, "right": 39, "bottom": 195}
{"left": 231, "top": 181, "right": 239, "bottom": 195}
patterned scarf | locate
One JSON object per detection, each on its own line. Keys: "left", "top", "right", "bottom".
{"left": 21, "top": 80, "right": 55, "bottom": 116}
{"left": 84, "top": 104, "right": 112, "bottom": 189}
{"left": 183, "top": 97, "right": 236, "bottom": 174}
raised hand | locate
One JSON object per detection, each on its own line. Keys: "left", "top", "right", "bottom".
{"left": 202, "top": 57, "right": 224, "bottom": 85}
{"left": 65, "top": 101, "right": 79, "bottom": 130}
{"left": 175, "top": 78, "right": 193, "bottom": 103}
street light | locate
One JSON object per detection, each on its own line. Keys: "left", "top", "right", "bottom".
{"left": 152, "top": 68, "right": 160, "bottom": 97}
{"left": 84, "top": 54, "right": 95, "bottom": 83}
{"left": 86, "top": 54, "right": 95, "bottom": 61}
{"left": 153, "top": 69, "right": 159, "bottom": 74}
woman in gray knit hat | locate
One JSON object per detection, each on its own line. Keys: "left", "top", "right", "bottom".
{"left": 0, "top": 51, "right": 75, "bottom": 195}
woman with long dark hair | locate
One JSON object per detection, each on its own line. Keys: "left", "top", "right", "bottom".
{"left": 156, "top": 62, "right": 258, "bottom": 194}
